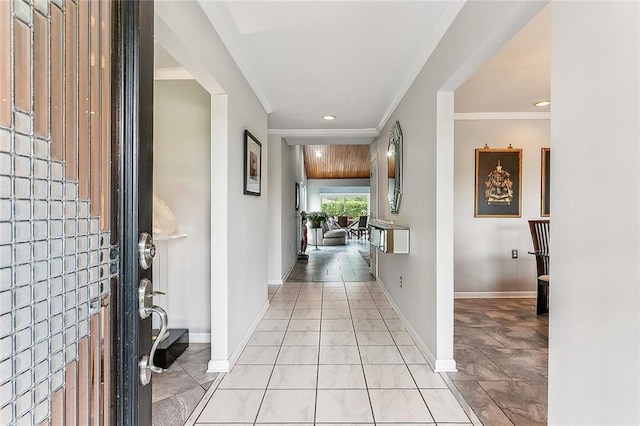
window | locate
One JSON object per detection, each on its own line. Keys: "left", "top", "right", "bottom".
{"left": 321, "top": 194, "right": 369, "bottom": 217}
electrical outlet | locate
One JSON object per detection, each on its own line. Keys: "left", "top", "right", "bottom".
{"left": 511, "top": 249, "right": 518, "bottom": 259}
{"left": 399, "top": 276, "right": 403, "bottom": 288}
{"left": 288, "top": 244, "right": 292, "bottom": 252}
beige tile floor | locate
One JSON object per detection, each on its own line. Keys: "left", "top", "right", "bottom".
{"left": 154, "top": 243, "right": 548, "bottom": 426}
{"left": 189, "top": 280, "right": 474, "bottom": 425}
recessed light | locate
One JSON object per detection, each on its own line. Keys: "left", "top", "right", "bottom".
{"left": 315, "top": 151, "right": 322, "bottom": 157}
{"left": 322, "top": 115, "right": 336, "bottom": 120}
{"left": 534, "top": 100, "right": 551, "bottom": 107}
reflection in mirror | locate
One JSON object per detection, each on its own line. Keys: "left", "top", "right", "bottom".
{"left": 387, "top": 121, "right": 402, "bottom": 213}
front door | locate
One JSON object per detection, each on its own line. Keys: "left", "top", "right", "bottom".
{"left": 114, "top": 1, "right": 155, "bottom": 425}
{"left": 0, "top": 0, "right": 154, "bottom": 424}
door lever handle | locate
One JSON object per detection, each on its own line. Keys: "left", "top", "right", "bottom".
{"left": 145, "top": 290, "right": 166, "bottom": 298}
{"left": 138, "top": 279, "right": 169, "bottom": 385}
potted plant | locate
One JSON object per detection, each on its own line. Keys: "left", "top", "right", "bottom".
{"left": 305, "top": 211, "right": 327, "bottom": 228}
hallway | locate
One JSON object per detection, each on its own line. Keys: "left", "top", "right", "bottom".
{"left": 188, "top": 279, "right": 475, "bottom": 424}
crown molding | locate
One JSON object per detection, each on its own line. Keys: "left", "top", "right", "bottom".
{"left": 268, "top": 128, "right": 379, "bottom": 138}
{"left": 454, "top": 112, "right": 551, "bottom": 120}
{"left": 198, "top": 0, "right": 273, "bottom": 113}
{"left": 154, "top": 67, "right": 193, "bottom": 81}
{"left": 377, "top": 0, "right": 467, "bottom": 132}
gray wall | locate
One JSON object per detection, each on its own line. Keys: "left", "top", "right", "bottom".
{"left": 549, "top": 2, "right": 640, "bottom": 423}
{"left": 153, "top": 79, "right": 211, "bottom": 336}
{"left": 371, "top": 0, "right": 547, "bottom": 366}
{"left": 267, "top": 137, "right": 306, "bottom": 283}
{"left": 454, "top": 119, "right": 549, "bottom": 294}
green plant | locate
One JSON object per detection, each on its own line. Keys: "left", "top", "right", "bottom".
{"left": 305, "top": 211, "right": 328, "bottom": 227}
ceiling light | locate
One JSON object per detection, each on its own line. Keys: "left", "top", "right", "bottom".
{"left": 322, "top": 115, "right": 336, "bottom": 120}
{"left": 533, "top": 100, "right": 551, "bottom": 107}
{"left": 315, "top": 151, "right": 322, "bottom": 157}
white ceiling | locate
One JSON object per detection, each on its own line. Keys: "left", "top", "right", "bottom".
{"left": 156, "top": 2, "right": 550, "bottom": 145}
{"left": 455, "top": 5, "right": 550, "bottom": 113}
{"left": 198, "top": 1, "right": 462, "bottom": 141}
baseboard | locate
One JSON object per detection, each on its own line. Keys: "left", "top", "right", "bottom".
{"left": 206, "top": 300, "right": 270, "bottom": 373}
{"left": 454, "top": 291, "right": 536, "bottom": 299}
{"left": 189, "top": 333, "right": 211, "bottom": 343}
{"left": 375, "top": 277, "right": 439, "bottom": 370}
{"left": 207, "top": 359, "right": 229, "bottom": 372}
{"left": 227, "top": 300, "right": 270, "bottom": 370}
{"left": 267, "top": 255, "right": 298, "bottom": 285}
{"left": 282, "top": 256, "right": 297, "bottom": 283}
{"left": 434, "top": 359, "right": 457, "bottom": 373}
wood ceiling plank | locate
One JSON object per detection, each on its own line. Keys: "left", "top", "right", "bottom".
{"left": 303, "top": 145, "right": 371, "bottom": 179}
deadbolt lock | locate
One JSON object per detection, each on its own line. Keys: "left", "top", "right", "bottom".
{"left": 138, "top": 232, "right": 156, "bottom": 270}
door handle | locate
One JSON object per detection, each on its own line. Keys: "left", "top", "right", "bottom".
{"left": 138, "top": 279, "right": 168, "bottom": 385}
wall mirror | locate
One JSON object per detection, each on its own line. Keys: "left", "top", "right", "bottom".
{"left": 387, "top": 121, "right": 403, "bottom": 214}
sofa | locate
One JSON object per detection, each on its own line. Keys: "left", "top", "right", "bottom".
{"left": 307, "top": 217, "right": 347, "bottom": 246}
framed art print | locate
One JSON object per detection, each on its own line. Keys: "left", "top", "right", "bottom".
{"left": 475, "top": 148, "right": 522, "bottom": 218}
{"left": 541, "top": 147, "right": 550, "bottom": 217}
{"left": 243, "top": 130, "right": 262, "bottom": 196}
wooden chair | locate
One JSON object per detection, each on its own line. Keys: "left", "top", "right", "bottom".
{"left": 355, "top": 215, "right": 369, "bottom": 239}
{"left": 528, "top": 220, "right": 550, "bottom": 315}
{"left": 337, "top": 215, "right": 348, "bottom": 228}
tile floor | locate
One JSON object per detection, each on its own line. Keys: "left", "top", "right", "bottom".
{"left": 152, "top": 344, "right": 219, "bottom": 426}
{"left": 154, "top": 243, "right": 548, "bottom": 426}
{"left": 448, "top": 298, "right": 548, "bottom": 425}
{"left": 189, "top": 280, "right": 474, "bottom": 425}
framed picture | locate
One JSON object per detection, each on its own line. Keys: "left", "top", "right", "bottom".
{"left": 243, "top": 130, "right": 262, "bottom": 196}
{"left": 541, "top": 147, "right": 550, "bottom": 217}
{"left": 295, "top": 182, "right": 300, "bottom": 210}
{"left": 475, "top": 148, "right": 522, "bottom": 218}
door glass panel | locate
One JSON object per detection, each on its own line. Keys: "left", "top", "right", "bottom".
{"left": 100, "top": 0, "right": 111, "bottom": 231}
{"left": 14, "top": 18, "right": 30, "bottom": 113}
{"left": 65, "top": 0, "right": 78, "bottom": 181}
{"left": 0, "top": 0, "right": 10, "bottom": 127}
{"left": 51, "top": 5, "right": 64, "bottom": 161}
{"left": 89, "top": 0, "right": 101, "bottom": 217}
{"left": 1, "top": 1, "right": 116, "bottom": 425}
{"left": 78, "top": 0, "right": 90, "bottom": 199}
{"left": 34, "top": 12, "right": 49, "bottom": 138}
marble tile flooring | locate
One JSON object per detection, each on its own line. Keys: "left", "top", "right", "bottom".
{"left": 288, "top": 240, "right": 374, "bottom": 282}
{"left": 448, "top": 298, "right": 548, "bottom": 425}
{"left": 189, "top": 280, "right": 475, "bottom": 425}
{"left": 154, "top": 243, "right": 548, "bottom": 426}
{"left": 152, "top": 344, "right": 219, "bottom": 426}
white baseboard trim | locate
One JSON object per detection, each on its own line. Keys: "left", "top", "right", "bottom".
{"left": 267, "top": 256, "right": 298, "bottom": 285}
{"left": 434, "top": 359, "right": 457, "bottom": 373}
{"left": 188, "top": 333, "right": 211, "bottom": 343}
{"left": 454, "top": 291, "right": 536, "bottom": 299}
{"left": 227, "top": 300, "right": 270, "bottom": 370}
{"left": 375, "top": 277, "right": 440, "bottom": 370}
{"left": 282, "top": 256, "right": 297, "bottom": 283}
{"left": 207, "top": 359, "right": 229, "bottom": 373}
{"left": 207, "top": 301, "right": 270, "bottom": 373}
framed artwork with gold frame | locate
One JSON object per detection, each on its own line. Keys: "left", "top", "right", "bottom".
{"left": 541, "top": 147, "right": 550, "bottom": 217}
{"left": 474, "top": 148, "right": 522, "bottom": 218}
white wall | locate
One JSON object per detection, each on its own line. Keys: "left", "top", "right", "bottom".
{"left": 371, "top": 0, "right": 547, "bottom": 369}
{"left": 267, "top": 137, "right": 306, "bottom": 284}
{"left": 155, "top": 1, "right": 269, "bottom": 370}
{"left": 307, "top": 178, "right": 370, "bottom": 212}
{"left": 454, "top": 119, "right": 549, "bottom": 294}
{"left": 549, "top": 2, "right": 640, "bottom": 423}
{"left": 153, "top": 80, "right": 211, "bottom": 335}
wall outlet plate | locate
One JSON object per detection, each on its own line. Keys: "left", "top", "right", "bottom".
{"left": 511, "top": 249, "right": 518, "bottom": 259}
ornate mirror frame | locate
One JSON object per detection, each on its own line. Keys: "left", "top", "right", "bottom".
{"left": 388, "top": 121, "right": 403, "bottom": 214}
